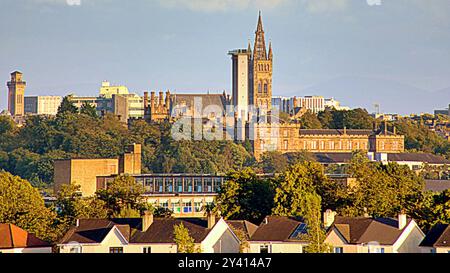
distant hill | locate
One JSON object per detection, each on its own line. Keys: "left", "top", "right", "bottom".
{"left": 288, "top": 76, "right": 450, "bottom": 115}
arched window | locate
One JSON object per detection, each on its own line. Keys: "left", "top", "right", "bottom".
{"left": 258, "top": 82, "right": 262, "bottom": 93}
{"left": 264, "top": 83, "right": 268, "bottom": 93}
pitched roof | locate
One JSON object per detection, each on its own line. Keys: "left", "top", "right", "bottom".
{"left": 387, "top": 153, "right": 450, "bottom": 165}
{"left": 226, "top": 220, "right": 259, "bottom": 240}
{"left": 171, "top": 94, "right": 227, "bottom": 112}
{"left": 313, "top": 153, "right": 354, "bottom": 164}
{"left": 250, "top": 216, "right": 308, "bottom": 242}
{"left": 0, "top": 224, "right": 51, "bottom": 249}
{"left": 420, "top": 224, "right": 450, "bottom": 247}
{"left": 59, "top": 218, "right": 222, "bottom": 245}
{"left": 331, "top": 216, "right": 412, "bottom": 245}
{"left": 131, "top": 218, "right": 211, "bottom": 244}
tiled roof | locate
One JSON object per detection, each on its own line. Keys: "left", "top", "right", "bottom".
{"left": 0, "top": 224, "right": 51, "bottom": 249}
{"left": 312, "top": 153, "right": 354, "bottom": 164}
{"left": 226, "top": 220, "right": 259, "bottom": 240}
{"left": 171, "top": 94, "right": 227, "bottom": 112}
{"left": 250, "top": 216, "right": 308, "bottom": 242}
{"left": 387, "top": 153, "right": 450, "bottom": 164}
{"left": 59, "top": 218, "right": 217, "bottom": 245}
{"left": 420, "top": 224, "right": 450, "bottom": 247}
{"left": 331, "top": 216, "right": 411, "bottom": 245}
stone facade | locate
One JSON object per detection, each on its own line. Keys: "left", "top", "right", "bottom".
{"left": 250, "top": 124, "right": 405, "bottom": 160}
{"left": 7, "top": 71, "right": 26, "bottom": 117}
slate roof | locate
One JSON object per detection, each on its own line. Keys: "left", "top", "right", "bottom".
{"left": 250, "top": 216, "right": 308, "bottom": 242}
{"left": 299, "top": 129, "right": 394, "bottom": 136}
{"left": 387, "top": 153, "right": 450, "bottom": 164}
{"left": 59, "top": 218, "right": 220, "bottom": 245}
{"left": 171, "top": 94, "right": 227, "bottom": 112}
{"left": 0, "top": 224, "right": 51, "bottom": 249}
{"left": 420, "top": 224, "right": 450, "bottom": 248}
{"left": 330, "top": 216, "right": 412, "bottom": 245}
{"left": 226, "top": 220, "right": 259, "bottom": 240}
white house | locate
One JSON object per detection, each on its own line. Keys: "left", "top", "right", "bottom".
{"left": 57, "top": 212, "right": 241, "bottom": 253}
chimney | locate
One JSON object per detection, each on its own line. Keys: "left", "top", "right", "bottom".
{"left": 384, "top": 120, "right": 388, "bottom": 135}
{"left": 165, "top": 90, "right": 171, "bottom": 108}
{"left": 144, "top": 92, "right": 149, "bottom": 109}
{"left": 398, "top": 213, "right": 407, "bottom": 230}
{"left": 159, "top": 91, "right": 164, "bottom": 106}
{"left": 393, "top": 126, "right": 397, "bottom": 135}
{"left": 323, "top": 209, "right": 337, "bottom": 229}
{"left": 207, "top": 212, "right": 216, "bottom": 229}
{"left": 343, "top": 126, "right": 347, "bottom": 135}
{"left": 142, "top": 210, "right": 154, "bottom": 232}
{"left": 150, "top": 91, "right": 155, "bottom": 110}
{"left": 76, "top": 219, "right": 80, "bottom": 227}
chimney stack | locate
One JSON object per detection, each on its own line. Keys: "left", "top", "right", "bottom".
{"left": 323, "top": 209, "right": 337, "bottom": 229}
{"left": 384, "top": 120, "right": 388, "bottom": 135}
{"left": 207, "top": 212, "right": 216, "bottom": 229}
{"left": 398, "top": 213, "right": 407, "bottom": 230}
{"left": 159, "top": 91, "right": 164, "bottom": 107}
{"left": 150, "top": 91, "right": 155, "bottom": 110}
{"left": 144, "top": 92, "right": 149, "bottom": 109}
{"left": 142, "top": 210, "right": 154, "bottom": 232}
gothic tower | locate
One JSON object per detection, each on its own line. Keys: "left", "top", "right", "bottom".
{"left": 7, "top": 71, "right": 26, "bottom": 117}
{"left": 249, "top": 12, "right": 273, "bottom": 111}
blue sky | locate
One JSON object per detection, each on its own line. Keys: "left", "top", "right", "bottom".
{"left": 1, "top": 0, "right": 450, "bottom": 114}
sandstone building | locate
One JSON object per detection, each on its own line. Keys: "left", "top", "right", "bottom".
{"left": 7, "top": 71, "right": 26, "bottom": 117}
{"left": 54, "top": 144, "right": 142, "bottom": 196}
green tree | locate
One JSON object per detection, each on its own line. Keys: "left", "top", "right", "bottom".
{"left": 302, "top": 192, "right": 330, "bottom": 253}
{"left": 174, "top": 223, "right": 200, "bottom": 253}
{"left": 272, "top": 162, "right": 328, "bottom": 217}
{"left": 80, "top": 101, "right": 98, "bottom": 118}
{"left": 298, "top": 111, "right": 322, "bottom": 129}
{"left": 57, "top": 96, "right": 79, "bottom": 115}
{"left": 260, "top": 151, "right": 289, "bottom": 173}
{"left": 216, "top": 169, "right": 274, "bottom": 223}
{"left": 56, "top": 184, "right": 108, "bottom": 228}
{"left": 0, "top": 171, "right": 57, "bottom": 241}
{"left": 96, "top": 175, "right": 146, "bottom": 216}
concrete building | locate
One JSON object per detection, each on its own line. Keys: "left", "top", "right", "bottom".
{"left": 7, "top": 71, "right": 26, "bottom": 117}
{"left": 57, "top": 213, "right": 240, "bottom": 253}
{"left": 97, "top": 174, "right": 225, "bottom": 218}
{"left": 24, "top": 96, "right": 62, "bottom": 116}
{"left": 0, "top": 224, "right": 52, "bottom": 254}
{"left": 229, "top": 49, "right": 251, "bottom": 120}
{"left": 324, "top": 211, "right": 425, "bottom": 253}
{"left": 53, "top": 144, "right": 142, "bottom": 196}
{"left": 249, "top": 216, "right": 309, "bottom": 253}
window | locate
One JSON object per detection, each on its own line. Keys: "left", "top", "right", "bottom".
{"left": 213, "top": 178, "right": 222, "bottom": 192}
{"left": 291, "top": 223, "right": 307, "bottom": 239}
{"left": 109, "top": 247, "right": 123, "bottom": 254}
{"left": 260, "top": 245, "right": 270, "bottom": 254}
{"left": 334, "top": 247, "right": 344, "bottom": 254}
{"left": 184, "top": 178, "right": 193, "bottom": 193}
{"left": 165, "top": 178, "right": 173, "bottom": 193}
{"left": 258, "top": 83, "right": 262, "bottom": 93}
{"left": 175, "top": 178, "right": 183, "bottom": 193}
{"left": 194, "top": 202, "right": 203, "bottom": 213}
{"left": 159, "top": 201, "right": 169, "bottom": 210}
{"left": 284, "top": 140, "right": 288, "bottom": 150}
{"left": 205, "top": 178, "right": 213, "bottom": 193}
{"left": 183, "top": 202, "right": 193, "bottom": 213}
{"left": 69, "top": 246, "right": 82, "bottom": 253}
{"left": 172, "top": 202, "right": 181, "bottom": 214}
{"left": 264, "top": 83, "right": 268, "bottom": 94}
{"left": 194, "top": 178, "right": 202, "bottom": 192}
{"left": 156, "top": 178, "right": 163, "bottom": 192}
{"left": 143, "top": 247, "right": 152, "bottom": 254}
{"left": 144, "top": 178, "right": 154, "bottom": 193}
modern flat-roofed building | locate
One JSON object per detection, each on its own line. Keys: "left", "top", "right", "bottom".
{"left": 97, "top": 173, "right": 226, "bottom": 217}
{"left": 24, "top": 96, "right": 62, "bottom": 116}
{"left": 54, "top": 144, "right": 142, "bottom": 196}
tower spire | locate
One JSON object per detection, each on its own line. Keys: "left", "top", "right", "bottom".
{"left": 253, "top": 11, "right": 267, "bottom": 60}
{"left": 268, "top": 41, "right": 273, "bottom": 60}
